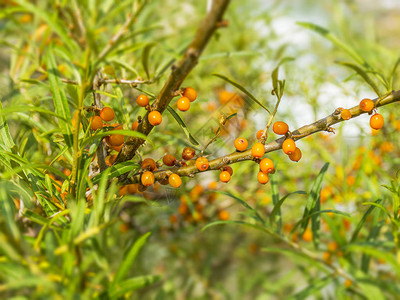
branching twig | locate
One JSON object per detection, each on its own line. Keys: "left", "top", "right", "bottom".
{"left": 121, "top": 90, "right": 400, "bottom": 184}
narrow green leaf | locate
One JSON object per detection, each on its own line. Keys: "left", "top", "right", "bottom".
{"left": 166, "top": 106, "right": 200, "bottom": 146}
{"left": 270, "top": 176, "right": 281, "bottom": 231}
{"left": 293, "top": 209, "right": 350, "bottom": 233}
{"left": 350, "top": 199, "right": 381, "bottom": 243}
{"left": 142, "top": 43, "right": 156, "bottom": 79}
{"left": 271, "top": 57, "right": 294, "bottom": 92}
{"left": 270, "top": 191, "right": 306, "bottom": 225}
{"left": 213, "top": 73, "right": 271, "bottom": 114}
{"left": 46, "top": 46, "right": 73, "bottom": 147}
{"left": 201, "top": 220, "right": 271, "bottom": 235}
{"left": 82, "top": 129, "right": 150, "bottom": 148}
{"left": 0, "top": 101, "right": 15, "bottom": 151}
{"left": 91, "top": 162, "right": 139, "bottom": 184}
{"left": 107, "top": 275, "right": 161, "bottom": 299}
{"left": 288, "top": 275, "right": 335, "bottom": 300}
{"left": 361, "top": 201, "right": 391, "bottom": 218}
{"left": 112, "top": 232, "right": 151, "bottom": 286}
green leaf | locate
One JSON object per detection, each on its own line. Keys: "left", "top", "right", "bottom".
{"left": 166, "top": 106, "right": 200, "bottom": 146}
{"left": 45, "top": 46, "right": 73, "bottom": 147}
{"left": 142, "top": 42, "right": 156, "bottom": 79}
{"left": 0, "top": 101, "right": 15, "bottom": 151}
{"left": 288, "top": 275, "right": 335, "bottom": 300}
{"left": 350, "top": 199, "right": 381, "bottom": 243}
{"left": 91, "top": 162, "right": 139, "bottom": 184}
{"left": 112, "top": 232, "right": 151, "bottom": 286}
{"left": 300, "top": 163, "right": 329, "bottom": 234}
{"left": 108, "top": 275, "right": 161, "bottom": 299}
{"left": 270, "top": 191, "right": 306, "bottom": 225}
{"left": 270, "top": 176, "right": 281, "bottom": 231}
{"left": 271, "top": 57, "right": 294, "bottom": 92}
{"left": 201, "top": 220, "right": 271, "bottom": 235}
{"left": 336, "top": 61, "right": 381, "bottom": 97}
{"left": 213, "top": 73, "right": 271, "bottom": 114}
{"left": 293, "top": 209, "right": 350, "bottom": 233}
{"left": 81, "top": 129, "right": 150, "bottom": 148}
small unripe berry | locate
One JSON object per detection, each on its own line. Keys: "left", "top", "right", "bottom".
{"left": 259, "top": 158, "right": 274, "bottom": 173}
{"left": 177, "top": 96, "right": 190, "bottom": 111}
{"left": 219, "top": 171, "right": 231, "bottom": 183}
{"left": 359, "top": 98, "right": 374, "bottom": 112}
{"left": 148, "top": 111, "right": 162, "bottom": 126}
{"left": 142, "top": 158, "right": 157, "bottom": 171}
{"left": 221, "top": 165, "right": 233, "bottom": 176}
{"left": 90, "top": 115, "right": 103, "bottom": 131}
{"left": 257, "top": 171, "right": 269, "bottom": 184}
{"left": 340, "top": 109, "right": 351, "bottom": 120}
{"left": 273, "top": 121, "right": 289, "bottom": 135}
{"left": 251, "top": 142, "right": 265, "bottom": 158}
{"left": 256, "top": 129, "right": 264, "bottom": 140}
{"left": 141, "top": 171, "right": 155, "bottom": 186}
{"left": 234, "top": 137, "right": 248, "bottom": 152}
{"left": 282, "top": 138, "right": 296, "bottom": 155}
{"left": 132, "top": 120, "right": 138, "bottom": 130}
{"left": 370, "top": 113, "right": 384, "bottom": 130}
{"left": 100, "top": 107, "right": 115, "bottom": 122}
{"left": 182, "top": 147, "right": 195, "bottom": 160}
{"left": 289, "top": 147, "right": 302, "bottom": 162}
{"left": 163, "top": 154, "right": 176, "bottom": 166}
{"left": 195, "top": 157, "right": 209, "bottom": 171}
{"left": 183, "top": 87, "right": 197, "bottom": 102}
{"left": 136, "top": 94, "right": 149, "bottom": 107}
{"left": 169, "top": 173, "right": 182, "bottom": 188}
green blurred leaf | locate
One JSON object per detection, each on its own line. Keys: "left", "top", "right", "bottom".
{"left": 350, "top": 199, "right": 381, "bottom": 243}
{"left": 271, "top": 57, "right": 294, "bottom": 92}
{"left": 270, "top": 191, "right": 306, "bottom": 226}
{"left": 288, "top": 275, "right": 335, "bottom": 300}
{"left": 142, "top": 42, "right": 156, "bottom": 79}
{"left": 91, "top": 162, "right": 139, "bottom": 184}
{"left": 107, "top": 275, "right": 161, "bottom": 299}
{"left": 166, "top": 105, "right": 200, "bottom": 146}
{"left": 81, "top": 129, "right": 150, "bottom": 148}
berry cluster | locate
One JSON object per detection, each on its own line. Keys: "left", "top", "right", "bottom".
{"left": 339, "top": 98, "right": 384, "bottom": 130}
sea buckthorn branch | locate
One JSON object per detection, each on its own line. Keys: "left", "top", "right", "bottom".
{"left": 114, "top": 0, "right": 231, "bottom": 167}
{"left": 121, "top": 89, "right": 400, "bottom": 184}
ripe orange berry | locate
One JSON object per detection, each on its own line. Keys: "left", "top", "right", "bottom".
{"left": 259, "top": 158, "right": 274, "bottom": 173}
{"left": 218, "top": 210, "right": 230, "bottom": 221}
{"left": 90, "top": 116, "right": 103, "bottom": 131}
{"left": 182, "top": 147, "right": 195, "bottom": 160}
{"left": 370, "top": 113, "right": 384, "bottom": 130}
{"left": 234, "top": 137, "right": 248, "bottom": 152}
{"left": 163, "top": 154, "right": 176, "bottom": 166}
{"left": 109, "top": 134, "right": 124, "bottom": 146}
{"left": 141, "top": 171, "right": 155, "bottom": 186}
{"left": 169, "top": 173, "right": 182, "bottom": 188}
{"left": 177, "top": 96, "right": 190, "bottom": 111}
{"left": 302, "top": 229, "right": 313, "bottom": 242}
{"left": 340, "top": 109, "right": 351, "bottom": 120}
{"left": 136, "top": 94, "right": 149, "bottom": 107}
{"left": 127, "top": 183, "right": 139, "bottom": 194}
{"left": 142, "top": 158, "right": 157, "bottom": 172}
{"left": 112, "top": 144, "right": 123, "bottom": 152}
{"left": 183, "top": 87, "right": 197, "bottom": 102}
{"left": 132, "top": 120, "right": 138, "bottom": 130}
{"left": 257, "top": 171, "right": 269, "bottom": 184}
{"left": 219, "top": 171, "right": 231, "bottom": 183}
{"left": 282, "top": 138, "right": 296, "bottom": 155}
{"left": 208, "top": 181, "right": 217, "bottom": 189}
{"left": 148, "top": 111, "right": 162, "bottom": 126}
{"left": 195, "top": 157, "right": 209, "bottom": 171}
{"left": 359, "top": 98, "right": 374, "bottom": 112}
{"left": 221, "top": 165, "right": 233, "bottom": 175}
{"left": 256, "top": 129, "right": 264, "bottom": 140}
{"left": 251, "top": 142, "right": 265, "bottom": 158}
{"left": 63, "top": 168, "right": 71, "bottom": 177}
{"left": 100, "top": 107, "right": 115, "bottom": 122}
{"left": 288, "top": 147, "right": 302, "bottom": 162}
{"left": 169, "top": 214, "right": 178, "bottom": 224}
{"left": 273, "top": 121, "right": 289, "bottom": 135}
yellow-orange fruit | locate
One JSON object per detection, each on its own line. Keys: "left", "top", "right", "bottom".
{"left": 100, "top": 107, "right": 115, "bottom": 122}
{"left": 183, "top": 87, "right": 197, "bottom": 102}
{"left": 195, "top": 157, "right": 209, "bottom": 171}
{"left": 256, "top": 129, "right": 264, "bottom": 140}
{"left": 218, "top": 210, "right": 230, "bottom": 221}
{"left": 340, "top": 109, "right": 351, "bottom": 120}
{"left": 169, "top": 174, "right": 182, "bottom": 188}
{"left": 141, "top": 171, "right": 155, "bottom": 186}
{"left": 234, "top": 137, "right": 248, "bottom": 152}
{"left": 370, "top": 113, "right": 384, "bottom": 130}
{"left": 257, "top": 171, "right": 269, "bottom": 184}
{"left": 273, "top": 121, "right": 289, "bottom": 135}
{"left": 163, "top": 154, "right": 176, "bottom": 166}
{"left": 219, "top": 171, "right": 231, "bottom": 183}
{"left": 251, "top": 142, "right": 265, "bottom": 158}
{"left": 132, "top": 120, "right": 138, "bottom": 130}
{"left": 259, "top": 158, "right": 274, "bottom": 173}
{"left": 90, "top": 116, "right": 103, "bottom": 131}
{"left": 182, "top": 147, "right": 195, "bottom": 160}
{"left": 109, "top": 134, "right": 124, "bottom": 146}
{"left": 288, "top": 147, "right": 302, "bottom": 162}
{"left": 359, "top": 98, "right": 374, "bottom": 112}
{"left": 177, "top": 96, "right": 190, "bottom": 111}
{"left": 148, "top": 111, "right": 162, "bottom": 126}
{"left": 282, "top": 138, "right": 296, "bottom": 155}
{"left": 136, "top": 94, "right": 149, "bottom": 107}
{"left": 142, "top": 158, "right": 157, "bottom": 172}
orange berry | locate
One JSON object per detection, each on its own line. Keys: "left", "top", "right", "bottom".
{"left": 302, "top": 229, "right": 313, "bottom": 242}
{"left": 218, "top": 210, "right": 230, "bottom": 221}
{"left": 219, "top": 90, "right": 235, "bottom": 104}
{"left": 195, "top": 157, "right": 209, "bottom": 171}
{"left": 256, "top": 129, "right": 264, "bottom": 140}
{"left": 163, "top": 154, "right": 176, "bottom": 166}
{"left": 100, "top": 107, "right": 115, "bottom": 122}
{"left": 169, "top": 173, "right": 182, "bottom": 188}
{"left": 112, "top": 144, "right": 123, "bottom": 152}
{"left": 183, "top": 87, "right": 197, "bottom": 102}
{"left": 127, "top": 183, "right": 139, "bottom": 194}
{"left": 63, "top": 169, "right": 71, "bottom": 177}
{"left": 234, "top": 137, "right": 248, "bottom": 152}
{"left": 273, "top": 121, "right": 289, "bottom": 135}
{"left": 90, "top": 115, "right": 103, "bottom": 131}
{"left": 282, "top": 138, "right": 296, "bottom": 155}
{"left": 136, "top": 94, "right": 149, "bottom": 107}
{"left": 141, "top": 171, "right": 155, "bottom": 186}
{"left": 177, "top": 96, "right": 190, "bottom": 111}
{"left": 221, "top": 165, "right": 233, "bottom": 176}
{"left": 132, "top": 120, "right": 138, "bottom": 130}
{"left": 142, "top": 158, "right": 157, "bottom": 172}
{"left": 257, "top": 171, "right": 269, "bottom": 184}
{"left": 327, "top": 241, "right": 339, "bottom": 252}
{"left": 251, "top": 142, "right": 265, "bottom": 158}
{"left": 340, "top": 109, "right": 351, "bottom": 120}
{"left": 288, "top": 147, "right": 302, "bottom": 162}
{"left": 169, "top": 214, "right": 178, "bottom": 224}
{"left": 109, "top": 134, "right": 124, "bottom": 146}
{"left": 370, "top": 113, "right": 384, "bottom": 130}
{"left": 118, "top": 185, "right": 128, "bottom": 196}
{"left": 359, "top": 98, "right": 374, "bottom": 112}
{"left": 178, "top": 203, "right": 188, "bottom": 215}
{"left": 344, "top": 279, "right": 352, "bottom": 288}
{"left": 208, "top": 181, "right": 217, "bottom": 189}
{"left": 219, "top": 171, "right": 231, "bottom": 183}
{"left": 182, "top": 147, "right": 195, "bottom": 160}
{"left": 148, "top": 111, "right": 162, "bottom": 126}
{"left": 259, "top": 158, "right": 274, "bottom": 174}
